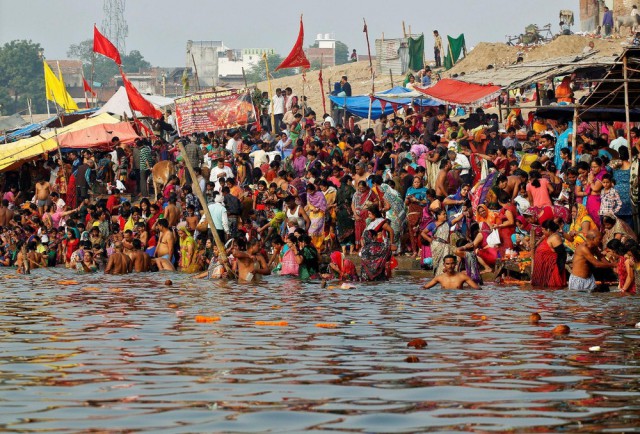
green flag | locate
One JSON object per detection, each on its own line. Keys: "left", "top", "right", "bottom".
{"left": 407, "top": 34, "right": 425, "bottom": 72}
{"left": 445, "top": 34, "right": 466, "bottom": 70}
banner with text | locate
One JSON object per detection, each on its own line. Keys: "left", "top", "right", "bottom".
{"left": 175, "top": 89, "right": 256, "bottom": 134}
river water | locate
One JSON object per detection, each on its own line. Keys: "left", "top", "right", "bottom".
{"left": 0, "top": 269, "right": 639, "bottom": 433}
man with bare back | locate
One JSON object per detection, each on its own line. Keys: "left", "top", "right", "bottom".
{"left": 423, "top": 255, "right": 480, "bottom": 290}
{"left": 35, "top": 177, "right": 51, "bottom": 215}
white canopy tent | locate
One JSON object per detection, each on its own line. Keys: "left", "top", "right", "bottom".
{"left": 92, "top": 86, "right": 175, "bottom": 118}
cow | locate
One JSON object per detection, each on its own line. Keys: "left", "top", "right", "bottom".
{"left": 151, "top": 160, "right": 175, "bottom": 198}
{"left": 615, "top": 15, "right": 639, "bottom": 34}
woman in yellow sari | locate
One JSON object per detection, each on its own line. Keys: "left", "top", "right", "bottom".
{"left": 305, "top": 183, "right": 328, "bottom": 251}
{"left": 177, "top": 223, "right": 196, "bottom": 272}
{"left": 564, "top": 203, "right": 597, "bottom": 251}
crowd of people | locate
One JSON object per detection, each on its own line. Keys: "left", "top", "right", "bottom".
{"left": 1, "top": 84, "right": 639, "bottom": 292}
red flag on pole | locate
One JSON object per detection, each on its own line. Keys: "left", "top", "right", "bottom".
{"left": 93, "top": 25, "right": 122, "bottom": 65}
{"left": 83, "top": 77, "right": 96, "bottom": 96}
{"left": 121, "top": 69, "right": 162, "bottom": 119}
{"left": 275, "top": 16, "right": 310, "bottom": 71}
{"left": 318, "top": 69, "right": 327, "bottom": 115}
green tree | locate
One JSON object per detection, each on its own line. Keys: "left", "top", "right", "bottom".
{"left": 335, "top": 41, "right": 349, "bottom": 65}
{"left": 244, "top": 53, "right": 297, "bottom": 84}
{"left": 67, "top": 40, "right": 152, "bottom": 86}
{"left": 0, "top": 40, "right": 47, "bottom": 115}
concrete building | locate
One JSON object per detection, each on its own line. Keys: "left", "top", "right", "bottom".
{"left": 307, "top": 33, "right": 336, "bottom": 67}
{"left": 187, "top": 40, "right": 222, "bottom": 88}
{"left": 580, "top": 0, "right": 638, "bottom": 32}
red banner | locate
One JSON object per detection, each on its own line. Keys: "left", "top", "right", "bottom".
{"left": 174, "top": 89, "right": 257, "bottom": 135}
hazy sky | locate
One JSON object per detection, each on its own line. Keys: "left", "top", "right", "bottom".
{"left": 0, "top": 0, "right": 579, "bottom": 66}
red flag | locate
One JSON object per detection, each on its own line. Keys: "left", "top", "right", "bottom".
{"left": 379, "top": 99, "right": 387, "bottom": 112}
{"left": 121, "top": 70, "right": 162, "bottom": 119}
{"left": 275, "top": 16, "right": 310, "bottom": 71}
{"left": 83, "top": 77, "right": 96, "bottom": 96}
{"left": 93, "top": 25, "right": 122, "bottom": 65}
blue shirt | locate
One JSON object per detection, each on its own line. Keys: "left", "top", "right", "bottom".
{"left": 555, "top": 126, "right": 572, "bottom": 169}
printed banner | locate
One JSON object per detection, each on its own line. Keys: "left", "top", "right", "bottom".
{"left": 174, "top": 89, "right": 256, "bottom": 135}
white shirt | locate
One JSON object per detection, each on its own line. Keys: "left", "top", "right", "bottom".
{"left": 201, "top": 203, "right": 229, "bottom": 233}
{"left": 610, "top": 136, "right": 628, "bottom": 152}
{"left": 226, "top": 138, "right": 238, "bottom": 155}
{"left": 453, "top": 153, "right": 471, "bottom": 176}
{"left": 209, "top": 165, "right": 234, "bottom": 187}
{"left": 250, "top": 149, "right": 269, "bottom": 168}
{"left": 166, "top": 114, "right": 177, "bottom": 130}
{"left": 272, "top": 95, "right": 285, "bottom": 115}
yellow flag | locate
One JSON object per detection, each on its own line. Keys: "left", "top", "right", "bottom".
{"left": 43, "top": 61, "right": 79, "bottom": 112}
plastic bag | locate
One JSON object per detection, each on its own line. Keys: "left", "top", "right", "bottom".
{"left": 486, "top": 229, "right": 501, "bottom": 247}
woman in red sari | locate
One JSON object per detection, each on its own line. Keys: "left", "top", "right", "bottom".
{"left": 474, "top": 204, "right": 499, "bottom": 273}
{"left": 531, "top": 220, "right": 567, "bottom": 287}
{"left": 351, "top": 181, "right": 379, "bottom": 251}
{"left": 495, "top": 191, "right": 517, "bottom": 251}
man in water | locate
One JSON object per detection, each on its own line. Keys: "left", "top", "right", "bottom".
{"left": 130, "top": 238, "right": 151, "bottom": 272}
{"left": 105, "top": 242, "right": 132, "bottom": 275}
{"left": 422, "top": 255, "right": 480, "bottom": 289}
{"left": 232, "top": 238, "right": 270, "bottom": 283}
{"left": 153, "top": 218, "right": 175, "bottom": 271}
{"left": 568, "top": 230, "right": 616, "bottom": 291}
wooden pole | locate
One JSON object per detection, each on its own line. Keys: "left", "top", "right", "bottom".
{"left": 498, "top": 94, "right": 503, "bottom": 123}
{"left": 263, "top": 54, "right": 276, "bottom": 136}
{"left": 572, "top": 105, "right": 578, "bottom": 166}
{"left": 241, "top": 67, "right": 248, "bottom": 88}
{"left": 177, "top": 141, "right": 233, "bottom": 275}
{"left": 624, "top": 54, "right": 631, "bottom": 144}
{"left": 402, "top": 21, "right": 406, "bottom": 38}
{"left": 191, "top": 53, "right": 201, "bottom": 91}
{"left": 389, "top": 68, "right": 394, "bottom": 88}
{"left": 535, "top": 82, "right": 541, "bottom": 106}
{"left": 364, "top": 18, "right": 375, "bottom": 129}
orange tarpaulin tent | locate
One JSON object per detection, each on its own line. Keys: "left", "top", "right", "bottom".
{"left": 416, "top": 79, "right": 501, "bottom": 105}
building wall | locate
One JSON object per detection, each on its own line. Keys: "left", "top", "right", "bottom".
{"left": 187, "top": 41, "right": 219, "bottom": 87}
{"left": 581, "top": 0, "right": 636, "bottom": 31}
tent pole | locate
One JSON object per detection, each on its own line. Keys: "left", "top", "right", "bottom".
{"left": 535, "top": 82, "right": 541, "bottom": 107}
{"left": 624, "top": 54, "right": 631, "bottom": 144}
{"left": 498, "top": 95, "right": 503, "bottom": 123}
{"left": 572, "top": 105, "right": 578, "bottom": 166}
{"left": 263, "top": 54, "right": 276, "bottom": 136}
{"left": 389, "top": 69, "right": 393, "bottom": 88}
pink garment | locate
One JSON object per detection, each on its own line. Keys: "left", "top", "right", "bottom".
{"left": 526, "top": 178, "right": 552, "bottom": 208}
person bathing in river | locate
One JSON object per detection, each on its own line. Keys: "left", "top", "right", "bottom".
{"left": 568, "top": 230, "right": 616, "bottom": 291}
{"left": 233, "top": 237, "right": 270, "bottom": 283}
{"left": 422, "top": 254, "right": 481, "bottom": 290}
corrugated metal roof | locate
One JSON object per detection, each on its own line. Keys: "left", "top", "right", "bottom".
{"left": 454, "top": 52, "right": 617, "bottom": 88}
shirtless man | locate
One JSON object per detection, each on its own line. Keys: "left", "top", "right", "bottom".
{"left": 0, "top": 199, "right": 14, "bottom": 227}
{"left": 164, "top": 196, "right": 180, "bottom": 228}
{"left": 122, "top": 230, "right": 135, "bottom": 258}
{"left": 26, "top": 241, "right": 47, "bottom": 269}
{"left": 130, "top": 238, "right": 151, "bottom": 272}
{"left": 423, "top": 255, "right": 480, "bottom": 290}
{"left": 505, "top": 170, "right": 528, "bottom": 200}
{"left": 435, "top": 159, "right": 451, "bottom": 201}
{"left": 105, "top": 242, "right": 132, "bottom": 274}
{"left": 232, "top": 238, "right": 270, "bottom": 283}
{"left": 568, "top": 230, "right": 616, "bottom": 291}
{"left": 353, "top": 163, "right": 371, "bottom": 187}
{"left": 153, "top": 218, "right": 175, "bottom": 271}
{"left": 35, "top": 177, "right": 51, "bottom": 215}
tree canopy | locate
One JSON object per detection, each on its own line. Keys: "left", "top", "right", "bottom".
{"left": 0, "top": 40, "right": 47, "bottom": 116}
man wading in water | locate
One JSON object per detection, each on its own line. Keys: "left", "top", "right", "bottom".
{"left": 422, "top": 255, "right": 480, "bottom": 290}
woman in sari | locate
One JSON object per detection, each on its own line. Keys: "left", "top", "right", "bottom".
{"left": 474, "top": 204, "right": 500, "bottom": 273}
{"left": 405, "top": 177, "right": 427, "bottom": 257}
{"left": 564, "top": 203, "right": 598, "bottom": 251}
{"left": 584, "top": 157, "right": 606, "bottom": 227}
{"left": 320, "top": 180, "right": 337, "bottom": 249}
{"left": 305, "top": 183, "right": 328, "bottom": 251}
{"left": 531, "top": 220, "right": 567, "bottom": 288}
{"left": 177, "top": 223, "right": 196, "bottom": 272}
{"left": 443, "top": 184, "right": 471, "bottom": 220}
{"left": 336, "top": 175, "right": 356, "bottom": 254}
{"left": 376, "top": 177, "right": 406, "bottom": 252}
{"left": 601, "top": 214, "right": 638, "bottom": 247}
{"left": 292, "top": 147, "right": 307, "bottom": 178}
{"left": 327, "top": 251, "right": 359, "bottom": 281}
{"left": 421, "top": 208, "right": 452, "bottom": 275}
{"left": 495, "top": 190, "right": 517, "bottom": 251}
{"left": 279, "top": 234, "right": 299, "bottom": 276}
{"left": 360, "top": 206, "right": 395, "bottom": 281}
{"left": 351, "top": 181, "right": 380, "bottom": 251}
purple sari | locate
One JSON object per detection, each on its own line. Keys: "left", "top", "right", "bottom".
{"left": 585, "top": 168, "right": 607, "bottom": 227}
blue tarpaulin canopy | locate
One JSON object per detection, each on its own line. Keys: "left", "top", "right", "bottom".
{"left": 329, "top": 87, "right": 439, "bottom": 120}
{"left": 0, "top": 109, "right": 97, "bottom": 142}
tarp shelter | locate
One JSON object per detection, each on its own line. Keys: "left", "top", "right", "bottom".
{"left": 93, "top": 86, "right": 175, "bottom": 118}
{"left": 0, "top": 109, "right": 96, "bottom": 143}
{"left": 0, "top": 114, "right": 28, "bottom": 131}
{"left": 330, "top": 87, "right": 439, "bottom": 120}
{"left": 416, "top": 79, "right": 501, "bottom": 105}
{"left": 0, "top": 113, "right": 138, "bottom": 172}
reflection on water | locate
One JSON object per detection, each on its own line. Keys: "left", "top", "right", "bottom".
{"left": 0, "top": 269, "right": 639, "bottom": 433}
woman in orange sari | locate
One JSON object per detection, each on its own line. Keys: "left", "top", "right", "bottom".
{"left": 474, "top": 204, "right": 500, "bottom": 272}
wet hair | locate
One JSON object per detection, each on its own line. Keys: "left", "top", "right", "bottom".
{"left": 368, "top": 205, "right": 383, "bottom": 219}
{"left": 443, "top": 254, "right": 457, "bottom": 263}
{"left": 132, "top": 238, "right": 142, "bottom": 250}
{"left": 529, "top": 170, "right": 542, "bottom": 188}
{"left": 157, "top": 218, "right": 169, "bottom": 229}
{"left": 602, "top": 215, "right": 617, "bottom": 227}
{"left": 542, "top": 219, "right": 559, "bottom": 232}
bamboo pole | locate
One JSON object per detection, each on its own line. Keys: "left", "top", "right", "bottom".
{"left": 263, "top": 54, "right": 276, "bottom": 136}
{"left": 389, "top": 68, "right": 394, "bottom": 88}
{"left": 177, "top": 141, "right": 233, "bottom": 276}
{"left": 402, "top": 21, "right": 406, "bottom": 38}
{"left": 572, "top": 105, "right": 578, "bottom": 166}
{"left": 624, "top": 54, "right": 631, "bottom": 144}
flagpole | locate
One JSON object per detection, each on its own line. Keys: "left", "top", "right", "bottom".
{"left": 263, "top": 53, "right": 276, "bottom": 136}
{"left": 363, "top": 18, "right": 375, "bottom": 129}
{"left": 42, "top": 58, "right": 51, "bottom": 117}
{"left": 81, "top": 69, "right": 89, "bottom": 109}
